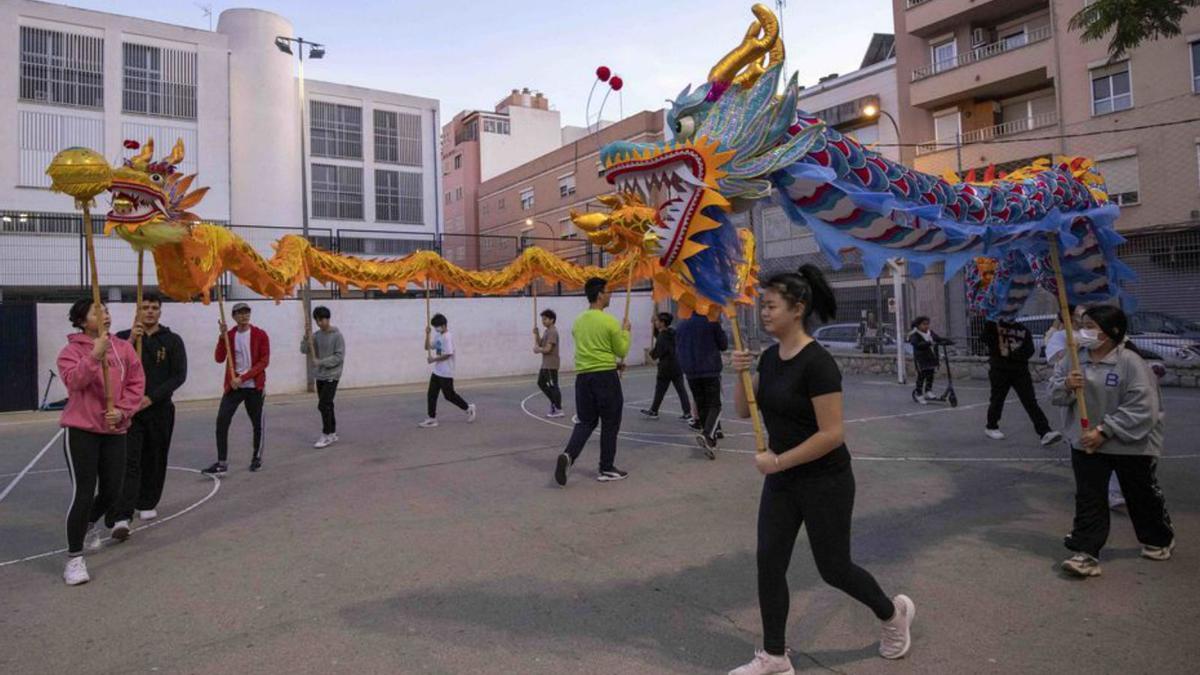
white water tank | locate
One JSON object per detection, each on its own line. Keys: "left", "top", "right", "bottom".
{"left": 217, "top": 9, "right": 302, "bottom": 229}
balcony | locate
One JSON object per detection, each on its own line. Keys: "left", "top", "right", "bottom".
{"left": 915, "top": 110, "right": 1057, "bottom": 156}
{"left": 910, "top": 25, "right": 1053, "bottom": 108}
{"left": 905, "top": 0, "right": 1048, "bottom": 37}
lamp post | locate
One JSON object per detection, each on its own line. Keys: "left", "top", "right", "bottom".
{"left": 862, "top": 103, "right": 908, "bottom": 385}
{"left": 276, "top": 35, "right": 324, "bottom": 392}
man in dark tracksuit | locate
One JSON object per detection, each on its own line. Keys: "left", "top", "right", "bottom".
{"left": 983, "top": 319, "right": 1063, "bottom": 446}
{"left": 676, "top": 312, "right": 728, "bottom": 459}
{"left": 640, "top": 313, "right": 691, "bottom": 420}
{"left": 115, "top": 293, "right": 187, "bottom": 523}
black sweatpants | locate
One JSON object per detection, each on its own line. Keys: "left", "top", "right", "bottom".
{"left": 116, "top": 402, "right": 175, "bottom": 520}
{"left": 64, "top": 428, "right": 126, "bottom": 556}
{"left": 563, "top": 370, "right": 623, "bottom": 471}
{"left": 1066, "top": 449, "right": 1174, "bottom": 558}
{"left": 757, "top": 464, "right": 895, "bottom": 656}
{"left": 986, "top": 366, "right": 1051, "bottom": 435}
{"left": 537, "top": 368, "right": 562, "bottom": 410}
{"left": 317, "top": 379, "right": 338, "bottom": 434}
{"left": 688, "top": 376, "right": 722, "bottom": 440}
{"left": 650, "top": 370, "right": 691, "bottom": 417}
{"left": 915, "top": 368, "right": 935, "bottom": 395}
{"left": 216, "top": 388, "right": 265, "bottom": 463}
{"left": 427, "top": 374, "right": 469, "bottom": 418}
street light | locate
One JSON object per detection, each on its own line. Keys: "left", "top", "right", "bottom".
{"left": 276, "top": 34, "right": 325, "bottom": 391}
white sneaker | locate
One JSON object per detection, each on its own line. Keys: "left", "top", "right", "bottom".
{"left": 466, "top": 404, "right": 477, "bottom": 423}
{"left": 329, "top": 433, "right": 339, "bottom": 442}
{"left": 546, "top": 408, "right": 565, "bottom": 418}
{"left": 1109, "top": 491, "right": 1126, "bottom": 510}
{"left": 138, "top": 509, "right": 158, "bottom": 521}
{"left": 84, "top": 524, "right": 104, "bottom": 551}
{"left": 1061, "top": 552, "right": 1102, "bottom": 577}
{"left": 314, "top": 434, "right": 333, "bottom": 449}
{"left": 111, "top": 520, "right": 131, "bottom": 542}
{"left": 729, "top": 650, "right": 794, "bottom": 675}
{"left": 572, "top": 414, "right": 581, "bottom": 424}
{"left": 916, "top": 393, "right": 928, "bottom": 406}
{"left": 1141, "top": 539, "right": 1175, "bottom": 561}
{"left": 984, "top": 428, "right": 1005, "bottom": 440}
{"left": 879, "top": 594, "right": 915, "bottom": 659}
{"left": 63, "top": 556, "right": 90, "bottom": 586}
{"left": 418, "top": 418, "right": 439, "bottom": 428}
{"left": 1040, "top": 430, "right": 1064, "bottom": 446}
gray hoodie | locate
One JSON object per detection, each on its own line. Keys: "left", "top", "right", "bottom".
{"left": 1049, "top": 344, "right": 1163, "bottom": 456}
{"left": 300, "top": 327, "right": 345, "bottom": 381}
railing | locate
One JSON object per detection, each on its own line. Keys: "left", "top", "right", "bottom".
{"left": 915, "top": 111, "right": 1057, "bottom": 156}
{"left": 905, "top": 0, "right": 933, "bottom": 7}
{"left": 912, "top": 23, "right": 1053, "bottom": 81}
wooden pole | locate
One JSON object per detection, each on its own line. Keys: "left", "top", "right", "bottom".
{"left": 134, "top": 250, "right": 144, "bottom": 359}
{"left": 532, "top": 281, "right": 538, "bottom": 328}
{"left": 730, "top": 317, "right": 767, "bottom": 453}
{"left": 1048, "top": 236, "right": 1090, "bottom": 429}
{"left": 424, "top": 279, "right": 433, "bottom": 358}
{"left": 215, "top": 281, "right": 235, "bottom": 384}
{"left": 622, "top": 257, "right": 635, "bottom": 327}
{"left": 81, "top": 204, "right": 114, "bottom": 429}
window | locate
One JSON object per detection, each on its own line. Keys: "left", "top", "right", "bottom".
{"left": 933, "top": 110, "right": 961, "bottom": 150}
{"left": 453, "top": 154, "right": 462, "bottom": 169}
{"left": 1191, "top": 41, "right": 1200, "bottom": 93}
{"left": 1001, "top": 29, "right": 1028, "bottom": 50}
{"left": 375, "top": 169, "right": 423, "bottom": 224}
{"left": 558, "top": 174, "right": 576, "bottom": 199}
{"left": 597, "top": 160, "right": 606, "bottom": 177}
{"left": 1091, "top": 63, "right": 1132, "bottom": 115}
{"left": 19, "top": 26, "right": 104, "bottom": 108}
{"left": 1000, "top": 92, "right": 1056, "bottom": 132}
{"left": 444, "top": 191, "right": 451, "bottom": 204}
{"left": 455, "top": 186, "right": 463, "bottom": 201}
{"left": 498, "top": 197, "right": 505, "bottom": 210}
{"left": 520, "top": 188, "right": 535, "bottom": 211}
{"left": 931, "top": 39, "right": 957, "bottom": 73}
{"left": 312, "top": 164, "right": 363, "bottom": 219}
{"left": 482, "top": 117, "right": 511, "bottom": 135}
{"left": 311, "top": 101, "right": 363, "bottom": 159}
{"left": 122, "top": 43, "right": 197, "bottom": 119}
{"left": 846, "top": 123, "right": 879, "bottom": 147}
{"left": 1097, "top": 154, "right": 1140, "bottom": 206}
{"left": 373, "top": 110, "right": 421, "bottom": 166}
{"left": 19, "top": 110, "right": 104, "bottom": 187}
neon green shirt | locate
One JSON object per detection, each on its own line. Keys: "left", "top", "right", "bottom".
{"left": 572, "top": 309, "right": 631, "bottom": 373}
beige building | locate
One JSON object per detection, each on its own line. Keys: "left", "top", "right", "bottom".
{"left": 474, "top": 110, "right": 664, "bottom": 275}
{"left": 893, "top": 0, "right": 1200, "bottom": 233}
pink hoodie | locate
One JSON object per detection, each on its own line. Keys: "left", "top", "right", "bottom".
{"left": 58, "top": 333, "right": 145, "bottom": 434}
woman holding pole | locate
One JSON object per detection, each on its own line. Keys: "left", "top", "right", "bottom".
{"left": 727, "top": 265, "right": 914, "bottom": 675}
{"left": 58, "top": 299, "right": 145, "bottom": 586}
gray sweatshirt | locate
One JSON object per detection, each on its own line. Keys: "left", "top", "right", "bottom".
{"left": 300, "top": 327, "right": 345, "bottom": 381}
{"left": 1049, "top": 345, "right": 1163, "bottom": 456}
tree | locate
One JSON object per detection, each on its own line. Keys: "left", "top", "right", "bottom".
{"left": 1068, "top": 0, "right": 1200, "bottom": 59}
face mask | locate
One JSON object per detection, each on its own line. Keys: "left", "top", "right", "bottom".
{"left": 1076, "top": 328, "right": 1100, "bottom": 348}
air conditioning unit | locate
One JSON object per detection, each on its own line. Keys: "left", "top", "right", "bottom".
{"left": 971, "top": 28, "right": 990, "bottom": 48}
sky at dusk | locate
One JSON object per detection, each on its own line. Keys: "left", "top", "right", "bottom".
{"left": 41, "top": 0, "right": 896, "bottom": 126}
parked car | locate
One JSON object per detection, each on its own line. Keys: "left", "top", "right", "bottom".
{"left": 1014, "top": 312, "right": 1199, "bottom": 364}
{"left": 813, "top": 323, "right": 913, "bottom": 356}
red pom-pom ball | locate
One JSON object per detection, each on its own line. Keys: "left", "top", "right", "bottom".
{"left": 609, "top": 76, "right": 624, "bottom": 91}
{"left": 123, "top": 139, "right": 140, "bottom": 150}
{"left": 595, "top": 66, "right": 611, "bottom": 82}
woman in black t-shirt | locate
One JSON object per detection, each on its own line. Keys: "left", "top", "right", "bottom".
{"left": 726, "top": 265, "right": 915, "bottom": 675}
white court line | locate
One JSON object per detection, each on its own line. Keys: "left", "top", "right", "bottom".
{"left": 0, "top": 428, "right": 65, "bottom": 504}
{"left": 0, "top": 466, "right": 221, "bottom": 568}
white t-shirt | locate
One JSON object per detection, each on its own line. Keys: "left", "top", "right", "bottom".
{"left": 1045, "top": 329, "right": 1068, "bottom": 364}
{"left": 431, "top": 330, "right": 455, "bottom": 378}
{"left": 234, "top": 329, "right": 255, "bottom": 388}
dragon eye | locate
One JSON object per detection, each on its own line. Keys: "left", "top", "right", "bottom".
{"left": 149, "top": 173, "right": 164, "bottom": 183}
{"left": 674, "top": 116, "right": 696, "bottom": 140}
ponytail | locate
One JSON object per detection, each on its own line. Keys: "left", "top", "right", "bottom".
{"left": 1084, "top": 305, "right": 1156, "bottom": 362}
{"left": 762, "top": 264, "right": 838, "bottom": 329}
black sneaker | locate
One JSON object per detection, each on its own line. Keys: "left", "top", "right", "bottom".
{"left": 696, "top": 434, "right": 717, "bottom": 460}
{"left": 715, "top": 425, "right": 725, "bottom": 440}
{"left": 679, "top": 414, "right": 693, "bottom": 422}
{"left": 554, "top": 453, "right": 571, "bottom": 487}
{"left": 249, "top": 458, "right": 263, "bottom": 472}
{"left": 639, "top": 409, "right": 660, "bottom": 419}
{"left": 688, "top": 419, "right": 703, "bottom": 431}
{"left": 201, "top": 462, "right": 228, "bottom": 475}
{"left": 596, "top": 467, "right": 629, "bottom": 482}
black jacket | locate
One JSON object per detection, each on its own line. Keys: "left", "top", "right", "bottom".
{"left": 116, "top": 325, "right": 187, "bottom": 406}
{"left": 983, "top": 320, "right": 1035, "bottom": 370}
{"left": 676, "top": 314, "right": 729, "bottom": 379}
{"left": 908, "top": 330, "right": 950, "bottom": 371}
{"left": 649, "top": 326, "right": 681, "bottom": 375}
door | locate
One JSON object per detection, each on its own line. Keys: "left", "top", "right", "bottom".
{"left": 0, "top": 304, "right": 38, "bottom": 412}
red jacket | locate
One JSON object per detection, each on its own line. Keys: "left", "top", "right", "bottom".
{"left": 215, "top": 325, "right": 270, "bottom": 392}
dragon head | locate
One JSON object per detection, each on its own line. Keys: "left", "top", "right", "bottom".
{"left": 106, "top": 138, "right": 209, "bottom": 249}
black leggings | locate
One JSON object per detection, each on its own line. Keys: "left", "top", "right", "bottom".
{"left": 651, "top": 370, "right": 691, "bottom": 416}
{"left": 317, "top": 379, "right": 338, "bottom": 434}
{"left": 915, "top": 368, "right": 936, "bottom": 394}
{"left": 688, "top": 376, "right": 722, "bottom": 439}
{"left": 757, "top": 464, "right": 894, "bottom": 656}
{"left": 64, "top": 428, "right": 126, "bottom": 556}
{"left": 116, "top": 402, "right": 175, "bottom": 520}
{"left": 216, "top": 388, "right": 265, "bottom": 463}
{"left": 537, "top": 368, "right": 562, "bottom": 410}
{"left": 428, "top": 374, "right": 469, "bottom": 418}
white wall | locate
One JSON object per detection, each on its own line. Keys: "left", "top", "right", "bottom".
{"left": 479, "top": 106, "right": 562, "bottom": 181}
{"left": 36, "top": 294, "right": 655, "bottom": 404}
{"left": 797, "top": 59, "right": 900, "bottom": 162}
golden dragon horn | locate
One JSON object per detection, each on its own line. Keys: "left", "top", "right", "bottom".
{"left": 164, "top": 138, "right": 185, "bottom": 166}
{"left": 130, "top": 138, "right": 154, "bottom": 169}
{"left": 707, "top": 3, "right": 782, "bottom": 89}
